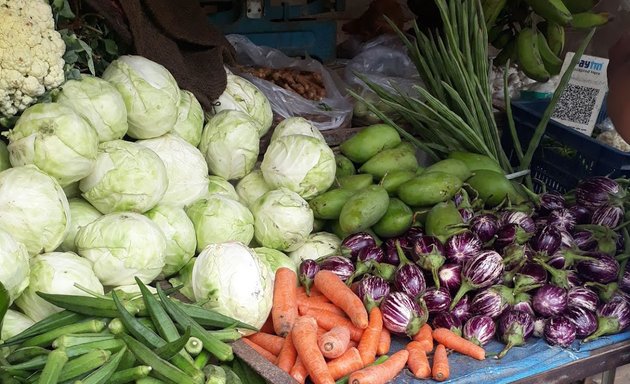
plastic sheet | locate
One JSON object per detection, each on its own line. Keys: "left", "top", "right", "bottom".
{"left": 390, "top": 330, "right": 630, "bottom": 383}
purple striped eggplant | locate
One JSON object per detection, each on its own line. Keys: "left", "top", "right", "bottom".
{"left": 463, "top": 315, "right": 496, "bottom": 346}
{"left": 422, "top": 286, "right": 452, "bottom": 314}
{"left": 577, "top": 224, "right": 620, "bottom": 256}
{"left": 547, "top": 209, "right": 576, "bottom": 232}
{"left": 356, "top": 275, "right": 391, "bottom": 311}
{"left": 566, "top": 270, "right": 583, "bottom": 289}
{"left": 569, "top": 205, "right": 592, "bottom": 225}
{"left": 530, "top": 225, "right": 562, "bottom": 256}
{"left": 432, "top": 311, "right": 462, "bottom": 335}
{"left": 495, "top": 224, "right": 531, "bottom": 250}
{"left": 497, "top": 309, "right": 535, "bottom": 358}
{"left": 499, "top": 211, "right": 536, "bottom": 234}
{"left": 444, "top": 231, "right": 482, "bottom": 265}
{"left": 469, "top": 213, "right": 499, "bottom": 243}
{"left": 341, "top": 232, "right": 376, "bottom": 260}
{"left": 451, "top": 294, "right": 472, "bottom": 324}
{"left": 298, "top": 259, "right": 320, "bottom": 295}
{"left": 573, "top": 231, "right": 597, "bottom": 251}
{"left": 620, "top": 270, "right": 630, "bottom": 294}
{"left": 380, "top": 291, "right": 427, "bottom": 337}
{"left": 567, "top": 286, "right": 599, "bottom": 312}
{"left": 544, "top": 316, "right": 576, "bottom": 347}
{"left": 405, "top": 226, "right": 424, "bottom": 243}
{"left": 538, "top": 191, "right": 565, "bottom": 212}
{"left": 591, "top": 205, "right": 624, "bottom": 228}
{"left": 459, "top": 208, "right": 475, "bottom": 223}
{"left": 383, "top": 238, "right": 407, "bottom": 265}
{"left": 413, "top": 235, "right": 446, "bottom": 289}
{"left": 565, "top": 305, "right": 598, "bottom": 338}
{"left": 559, "top": 231, "right": 575, "bottom": 249}
{"left": 512, "top": 292, "right": 534, "bottom": 315}
{"left": 533, "top": 284, "right": 568, "bottom": 317}
{"left": 438, "top": 263, "right": 462, "bottom": 295}
{"left": 576, "top": 252, "right": 619, "bottom": 284}
{"left": 319, "top": 256, "right": 355, "bottom": 282}
{"left": 552, "top": 247, "right": 597, "bottom": 269}
{"left": 584, "top": 296, "right": 630, "bottom": 342}
{"left": 576, "top": 176, "right": 625, "bottom": 210}
{"left": 393, "top": 241, "right": 427, "bottom": 299}
{"left": 346, "top": 245, "right": 384, "bottom": 285}
{"left": 470, "top": 285, "right": 513, "bottom": 319}
{"left": 450, "top": 250, "right": 505, "bottom": 310}
{"left": 513, "top": 262, "right": 548, "bottom": 294}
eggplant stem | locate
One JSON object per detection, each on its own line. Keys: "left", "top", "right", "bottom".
{"left": 496, "top": 341, "right": 515, "bottom": 359}
{"left": 395, "top": 240, "right": 412, "bottom": 266}
{"left": 449, "top": 281, "right": 472, "bottom": 310}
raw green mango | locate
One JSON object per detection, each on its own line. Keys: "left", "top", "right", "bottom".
{"left": 339, "top": 185, "right": 390, "bottom": 234}
{"left": 424, "top": 200, "right": 465, "bottom": 243}
{"left": 467, "top": 169, "right": 521, "bottom": 207}
{"left": 424, "top": 158, "right": 471, "bottom": 181}
{"left": 340, "top": 124, "right": 401, "bottom": 164}
{"left": 337, "top": 174, "right": 373, "bottom": 191}
{"left": 448, "top": 151, "right": 504, "bottom": 173}
{"left": 372, "top": 198, "right": 413, "bottom": 238}
{"left": 335, "top": 154, "right": 356, "bottom": 178}
{"left": 397, "top": 171, "right": 462, "bottom": 206}
{"left": 309, "top": 188, "right": 355, "bottom": 220}
{"left": 381, "top": 170, "right": 416, "bottom": 195}
{"left": 358, "top": 142, "right": 418, "bottom": 179}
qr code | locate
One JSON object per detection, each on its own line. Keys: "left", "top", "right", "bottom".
{"left": 552, "top": 84, "right": 600, "bottom": 125}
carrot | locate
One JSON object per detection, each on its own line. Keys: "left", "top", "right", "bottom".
{"left": 432, "top": 344, "right": 450, "bottom": 381}
{"left": 318, "top": 326, "right": 351, "bottom": 359}
{"left": 298, "top": 299, "right": 347, "bottom": 317}
{"left": 298, "top": 285, "right": 326, "bottom": 299}
{"left": 243, "top": 338, "right": 277, "bottom": 364}
{"left": 406, "top": 341, "right": 431, "bottom": 379}
{"left": 432, "top": 327, "right": 486, "bottom": 361}
{"left": 348, "top": 349, "right": 409, "bottom": 384}
{"left": 292, "top": 316, "right": 334, "bottom": 384}
{"left": 290, "top": 357, "right": 308, "bottom": 384}
{"left": 326, "top": 347, "right": 364, "bottom": 380}
{"left": 314, "top": 270, "right": 369, "bottom": 329}
{"left": 272, "top": 267, "right": 298, "bottom": 337}
{"left": 348, "top": 340, "right": 358, "bottom": 350}
{"left": 260, "top": 314, "right": 275, "bottom": 334}
{"left": 277, "top": 331, "right": 297, "bottom": 373}
{"left": 413, "top": 323, "right": 433, "bottom": 353}
{"left": 247, "top": 332, "right": 285, "bottom": 355}
{"left": 357, "top": 307, "right": 383, "bottom": 365}
{"left": 376, "top": 328, "right": 390, "bottom": 356}
{"left": 302, "top": 308, "right": 364, "bottom": 342}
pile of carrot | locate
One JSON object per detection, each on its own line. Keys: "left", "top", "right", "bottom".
{"left": 245, "top": 268, "right": 486, "bottom": 384}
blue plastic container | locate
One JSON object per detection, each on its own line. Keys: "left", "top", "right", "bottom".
{"left": 502, "top": 100, "right": 630, "bottom": 193}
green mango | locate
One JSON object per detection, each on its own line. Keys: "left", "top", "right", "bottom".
{"left": 358, "top": 142, "right": 418, "bottom": 180}
{"left": 424, "top": 201, "right": 465, "bottom": 243}
{"left": 448, "top": 151, "right": 504, "bottom": 173}
{"left": 381, "top": 170, "right": 416, "bottom": 195}
{"left": 309, "top": 188, "right": 355, "bottom": 220}
{"left": 372, "top": 198, "right": 413, "bottom": 238}
{"left": 397, "top": 171, "right": 462, "bottom": 207}
{"left": 337, "top": 174, "right": 373, "bottom": 191}
{"left": 424, "top": 158, "right": 471, "bottom": 181}
{"left": 467, "top": 169, "right": 521, "bottom": 207}
{"left": 339, "top": 185, "right": 390, "bottom": 234}
{"left": 335, "top": 154, "right": 356, "bottom": 178}
{"left": 340, "top": 124, "right": 401, "bottom": 164}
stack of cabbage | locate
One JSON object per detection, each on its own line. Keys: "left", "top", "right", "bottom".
{"left": 0, "top": 55, "right": 342, "bottom": 339}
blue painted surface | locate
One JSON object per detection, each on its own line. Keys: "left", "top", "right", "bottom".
{"left": 388, "top": 330, "right": 630, "bottom": 383}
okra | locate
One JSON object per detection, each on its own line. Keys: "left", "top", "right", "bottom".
{"left": 36, "top": 349, "right": 68, "bottom": 384}
{"left": 6, "top": 346, "right": 50, "bottom": 364}
{"left": 203, "top": 365, "right": 226, "bottom": 384}
{"left": 117, "top": 333, "right": 197, "bottom": 384}
{"left": 22, "top": 320, "right": 107, "bottom": 348}
{"left": 0, "top": 373, "right": 21, "bottom": 384}
{"left": 154, "top": 327, "right": 191, "bottom": 360}
{"left": 36, "top": 292, "right": 144, "bottom": 318}
{"left": 135, "top": 378, "right": 166, "bottom": 384}
{"left": 116, "top": 348, "right": 137, "bottom": 371}
{"left": 3, "top": 311, "right": 84, "bottom": 346}
{"left": 157, "top": 286, "right": 233, "bottom": 362}
{"left": 193, "top": 350, "right": 210, "bottom": 369}
{"left": 221, "top": 365, "right": 242, "bottom": 384}
{"left": 204, "top": 328, "right": 241, "bottom": 342}
{"left": 27, "top": 350, "right": 111, "bottom": 383}
{"left": 137, "top": 317, "right": 158, "bottom": 333}
{"left": 108, "top": 365, "right": 152, "bottom": 384}
{"left": 107, "top": 318, "right": 125, "bottom": 335}
{"left": 52, "top": 334, "right": 115, "bottom": 349}
{"left": 175, "top": 302, "right": 256, "bottom": 331}
{"left": 185, "top": 337, "right": 203, "bottom": 356}
{"left": 135, "top": 278, "right": 180, "bottom": 342}
{"left": 74, "top": 346, "right": 126, "bottom": 384}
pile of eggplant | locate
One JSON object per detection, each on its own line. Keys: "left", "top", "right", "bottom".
{"left": 298, "top": 176, "right": 630, "bottom": 358}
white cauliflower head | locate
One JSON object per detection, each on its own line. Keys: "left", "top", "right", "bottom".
{"left": 0, "top": 0, "right": 66, "bottom": 118}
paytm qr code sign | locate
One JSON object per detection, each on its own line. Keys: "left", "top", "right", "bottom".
{"left": 551, "top": 53, "right": 608, "bottom": 136}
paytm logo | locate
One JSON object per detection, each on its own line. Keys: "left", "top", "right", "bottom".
{"left": 578, "top": 59, "right": 604, "bottom": 72}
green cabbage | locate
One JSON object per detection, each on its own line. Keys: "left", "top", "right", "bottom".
{"left": 59, "top": 198, "right": 102, "bottom": 253}
{"left": 288, "top": 232, "right": 341, "bottom": 264}
{"left": 236, "top": 170, "right": 271, "bottom": 208}
{"left": 172, "top": 90, "right": 204, "bottom": 147}
{"left": 0, "top": 228, "right": 30, "bottom": 304}
{"left": 206, "top": 175, "right": 240, "bottom": 201}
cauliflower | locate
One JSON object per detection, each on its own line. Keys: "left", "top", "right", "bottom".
{"left": 0, "top": 0, "right": 66, "bottom": 118}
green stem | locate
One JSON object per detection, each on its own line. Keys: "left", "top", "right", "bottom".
{"left": 449, "top": 281, "right": 472, "bottom": 310}
{"left": 504, "top": 60, "right": 523, "bottom": 164}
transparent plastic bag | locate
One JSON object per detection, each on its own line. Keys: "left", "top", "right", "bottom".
{"left": 226, "top": 34, "right": 353, "bottom": 131}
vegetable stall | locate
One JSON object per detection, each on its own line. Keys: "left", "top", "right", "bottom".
{"left": 0, "top": 0, "right": 629, "bottom": 384}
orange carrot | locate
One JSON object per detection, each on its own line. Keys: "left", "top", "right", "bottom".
{"left": 272, "top": 267, "right": 298, "bottom": 337}
{"left": 406, "top": 341, "right": 431, "bottom": 379}
{"left": 376, "top": 328, "right": 390, "bottom": 356}
{"left": 318, "top": 326, "right": 351, "bottom": 359}
{"left": 302, "top": 308, "right": 364, "bottom": 342}
{"left": 326, "top": 347, "right": 364, "bottom": 380}
{"left": 298, "top": 285, "right": 326, "bottom": 299}
{"left": 432, "top": 344, "right": 450, "bottom": 381}
{"left": 432, "top": 328, "right": 485, "bottom": 360}
{"left": 243, "top": 338, "right": 277, "bottom": 364}
{"left": 348, "top": 349, "right": 409, "bottom": 384}
{"left": 292, "top": 316, "right": 334, "bottom": 384}
{"left": 314, "top": 270, "right": 369, "bottom": 329}
{"left": 413, "top": 323, "right": 433, "bottom": 353}
{"left": 298, "top": 299, "right": 347, "bottom": 317}
{"left": 260, "top": 314, "right": 275, "bottom": 334}
{"left": 277, "top": 331, "right": 297, "bottom": 373}
{"left": 348, "top": 340, "right": 359, "bottom": 350}
{"left": 357, "top": 307, "right": 383, "bottom": 365}
{"left": 317, "top": 327, "right": 328, "bottom": 337}
{"left": 247, "top": 332, "right": 285, "bottom": 355}
{"left": 290, "top": 357, "right": 308, "bottom": 384}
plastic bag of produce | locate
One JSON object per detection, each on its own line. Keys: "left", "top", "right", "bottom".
{"left": 225, "top": 34, "right": 352, "bottom": 131}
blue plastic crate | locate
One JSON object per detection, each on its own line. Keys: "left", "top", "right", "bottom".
{"left": 502, "top": 100, "right": 630, "bottom": 193}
